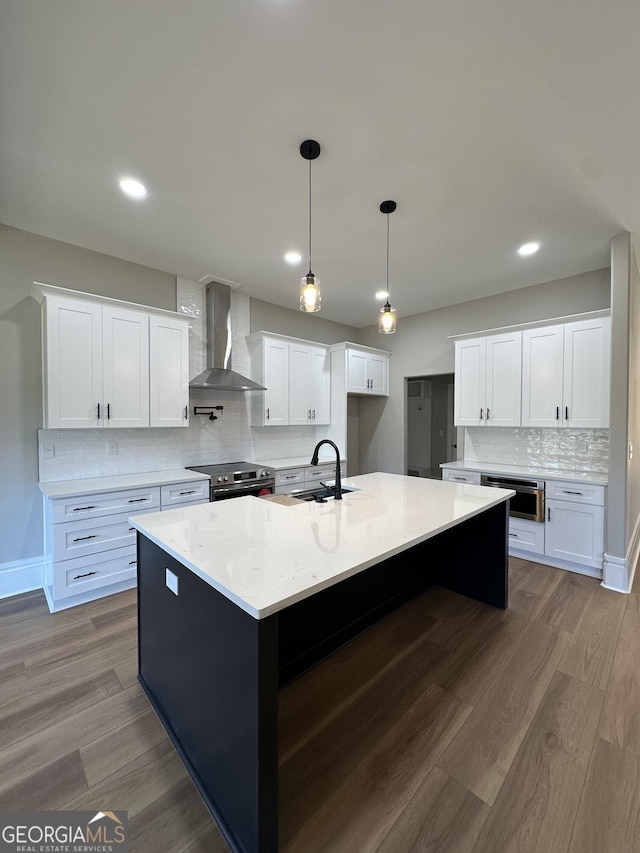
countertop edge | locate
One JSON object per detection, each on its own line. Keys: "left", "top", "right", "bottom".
{"left": 440, "top": 461, "right": 608, "bottom": 486}
{"left": 39, "top": 469, "right": 210, "bottom": 499}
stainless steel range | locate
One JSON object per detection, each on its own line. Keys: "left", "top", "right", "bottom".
{"left": 186, "top": 461, "right": 275, "bottom": 501}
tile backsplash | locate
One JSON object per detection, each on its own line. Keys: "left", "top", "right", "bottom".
{"left": 463, "top": 427, "right": 609, "bottom": 473}
{"left": 38, "top": 278, "right": 317, "bottom": 483}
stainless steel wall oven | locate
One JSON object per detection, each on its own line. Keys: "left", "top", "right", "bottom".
{"left": 480, "top": 473, "right": 545, "bottom": 522}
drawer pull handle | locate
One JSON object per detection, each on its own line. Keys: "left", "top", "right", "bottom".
{"left": 178, "top": 490, "right": 197, "bottom": 495}
{"left": 72, "top": 505, "right": 97, "bottom": 512}
{"left": 128, "top": 497, "right": 148, "bottom": 503}
{"left": 72, "top": 534, "right": 97, "bottom": 542}
{"left": 73, "top": 571, "right": 97, "bottom": 579}
{"left": 129, "top": 560, "right": 137, "bottom": 566}
{"left": 562, "top": 490, "right": 583, "bottom": 495}
{"left": 509, "top": 533, "right": 518, "bottom": 538}
{"left": 128, "top": 527, "right": 135, "bottom": 531}
{"left": 285, "top": 475, "right": 297, "bottom": 480}
{"left": 453, "top": 476, "right": 466, "bottom": 481}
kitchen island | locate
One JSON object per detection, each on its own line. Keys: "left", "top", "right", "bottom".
{"left": 129, "top": 472, "right": 513, "bottom": 853}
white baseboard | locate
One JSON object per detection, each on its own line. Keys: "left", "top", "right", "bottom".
{"left": 602, "top": 515, "right": 640, "bottom": 594}
{"left": 0, "top": 557, "right": 44, "bottom": 599}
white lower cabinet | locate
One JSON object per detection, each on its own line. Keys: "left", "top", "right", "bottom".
{"left": 43, "top": 478, "right": 209, "bottom": 611}
{"left": 274, "top": 462, "right": 346, "bottom": 495}
{"left": 545, "top": 499, "right": 605, "bottom": 570}
{"left": 508, "top": 518, "right": 545, "bottom": 556}
{"left": 442, "top": 469, "right": 481, "bottom": 485}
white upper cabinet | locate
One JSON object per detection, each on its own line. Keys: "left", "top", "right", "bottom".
{"left": 149, "top": 314, "right": 189, "bottom": 427}
{"left": 522, "top": 317, "right": 610, "bottom": 428}
{"left": 454, "top": 331, "right": 522, "bottom": 427}
{"left": 250, "top": 334, "right": 330, "bottom": 427}
{"left": 102, "top": 306, "right": 150, "bottom": 428}
{"left": 345, "top": 347, "right": 389, "bottom": 396}
{"left": 34, "top": 284, "right": 190, "bottom": 429}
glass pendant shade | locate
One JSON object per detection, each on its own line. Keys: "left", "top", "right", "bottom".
{"left": 300, "top": 272, "right": 321, "bottom": 312}
{"left": 379, "top": 302, "right": 396, "bottom": 334}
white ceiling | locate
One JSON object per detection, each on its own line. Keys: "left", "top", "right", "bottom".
{"left": 1, "top": 0, "right": 638, "bottom": 327}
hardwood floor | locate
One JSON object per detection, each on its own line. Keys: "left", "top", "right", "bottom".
{"left": 1, "top": 558, "right": 639, "bottom": 852}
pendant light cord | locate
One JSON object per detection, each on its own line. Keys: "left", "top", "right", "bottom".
{"left": 308, "top": 157, "right": 312, "bottom": 274}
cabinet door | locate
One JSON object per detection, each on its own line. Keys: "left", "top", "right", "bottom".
{"left": 289, "top": 343, "right": 312, "bottom": 425}
{"left": 368, "top": 354, "right": 389, "bottom": 396}
{"left": 563, "top": 318, "right": 610, "bottom": 428}
{"left": 347, "top": 350, "right": 369, "bottom": 394}
{"left": 102, "top": 307, "right": 149, "bottom": 428}
{"left": 44, "top": 295, "right": 103, "bottom": 428}
{"left": 485, "top": 331, "right": 521, "bottom": 426}
{"left": 521, "top": 325, "right": 564, "bottom": 428}
{"left": 309, "top": 346, "right": 331, "bottom": 422}
{"left": 545, "top": 499, "right": 604, "bottom": 569}
{"left": 454, "top": 338, "right": 486, "bottom": 426}
{"left": 149, "top": 315, "right": 189, "bottom": 427}
{"left": 263, "top": 338, "right": 289, "bottom": 426}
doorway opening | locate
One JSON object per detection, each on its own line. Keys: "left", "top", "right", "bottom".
{"left": 405, "top": 373, "right": 455, "bottom": 479}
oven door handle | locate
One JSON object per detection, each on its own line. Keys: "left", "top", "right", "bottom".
{"left": 213, "top": 481, "right": 274, "bottom": 498}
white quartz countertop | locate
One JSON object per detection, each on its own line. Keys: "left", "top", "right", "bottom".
{"left": 39, "top": 468, "right": 210, "bottom": 499}
{"left": 440, "top": 461, "right": 608, "bottom": 486}
{"left": 258, "top": 456, "right": 345, "bottom": 469}
{"left": 129, "top": 472, "right": 514, "bottom": 620}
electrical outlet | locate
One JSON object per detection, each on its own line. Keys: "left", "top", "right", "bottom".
{"left": 578, "top": 440, "right": 588, "bottom": 454}
{"left": 165, "top": 568, "right": 179, "bottom": 596}
{"left": 107, "top": 441, "right": 118, "bottom": 455}
{"left": 40, "top": 443, "right": 55, "bottom": 459}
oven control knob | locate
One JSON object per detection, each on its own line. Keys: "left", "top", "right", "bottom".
{"left": 260, "top": 469, "right": 270, "bottom": 478}
{"left": 217, "top": 475, "right": 226, "bottom": 483}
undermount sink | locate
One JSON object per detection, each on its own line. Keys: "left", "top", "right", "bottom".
{"left": 293, "top": 486, "right": 357, "bottom": 502}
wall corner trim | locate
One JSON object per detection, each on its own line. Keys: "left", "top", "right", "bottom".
{"left": 0, "top": 557, "right": 44, "bottom": 600}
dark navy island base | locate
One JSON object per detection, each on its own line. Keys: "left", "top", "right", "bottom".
{"left": 137, "top": 500, "right": 508, "bottom": 853}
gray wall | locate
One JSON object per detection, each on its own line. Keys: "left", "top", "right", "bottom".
{"left": 0, "top": 225, "right": 176, "bottom": 565}
{"left": 251, "top": 297, "right": 358, "bottom": 345}
{"left": 626, "top": 241, "right": 640, "bottom": 549}
{"left": 356, "top": 268, "right": 611, "bottom": 476}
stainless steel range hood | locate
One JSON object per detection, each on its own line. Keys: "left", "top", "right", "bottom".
{"left": 189, "top": 282, "right": 266, "bottom": 391}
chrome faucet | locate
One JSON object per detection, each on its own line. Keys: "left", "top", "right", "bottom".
{"left": 310, "top": 440, "right": 342, "bottom": 500}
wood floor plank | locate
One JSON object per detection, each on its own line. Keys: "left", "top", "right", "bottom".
{"left": 282, "top": 681, "right": 471, "bottom": 853}
{"left": 0, "top": 751, "right": 87, "bottom": 811}
{"left": 568, "top": 738, "right": 640, "bottom": 853}
{"left": 535, "top": 570, "right": 596, "bottom": 633}
{"left": 512, "top": 559, "right": 560, "bottom": 597}
{"left": 598, "top": 608, "right": 640, "bottom": 756}
{"left": 0, "top": 685, "right": 150, "bottom": 795}
{"left": 438, "top": 618, "right": 569, "bottom": 805}
{"left": 427, "top": 608, "right": 527, "bottom": 705}
{"left": 470, "top": 671, "right": 603, "bottom": 853}
{"left": 558, "top": 583, "right": 627, "bottom": 689}
{"left": 0, "top": 669, "right": 122, "bottom": 751}
{"left": 80, "top": 707, "right": 170, "bottom": 787}
{"left": 375, "top": 765, "right": 490, "bottom": 853}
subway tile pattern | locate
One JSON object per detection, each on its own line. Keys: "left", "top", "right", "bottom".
{"left": 39, "top": 278, "right": 318, "bottom": 482}
{"left": 463, "top": 427, "right": 609, "bottom": 473}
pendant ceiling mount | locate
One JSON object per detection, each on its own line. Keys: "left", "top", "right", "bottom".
{"left": 300, "top": 139, "right": 321, "bottom": 161}
{"left": 380, "top": 200, "right": 397, "bottom": 215}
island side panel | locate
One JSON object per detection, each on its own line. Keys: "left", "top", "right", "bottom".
{"left": 432, "top": 500, "right": 509, "bottom": 609}
{"left": 137, "top": 535, "right": 279, "bottom": 853}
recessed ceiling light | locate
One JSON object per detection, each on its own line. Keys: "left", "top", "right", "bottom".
{"left": 284, "top": 251, "right": 302, "bottom": 265}
{"left": 518, "top": 241, "right": 540, "bottom": 257}
{"left": 376, "top": 290, "right": 389, "bottom": 300}
{"left": 119, "top": 177, "right": 148, "bottom": 199}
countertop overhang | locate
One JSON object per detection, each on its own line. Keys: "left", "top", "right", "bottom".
{"left": 129, "top": 472, "right": 514, "bottom": 619}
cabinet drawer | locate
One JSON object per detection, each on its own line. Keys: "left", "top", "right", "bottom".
{"left": 306, "top": 464, "right": 336, "bottom": 483}
{"left": 508, "top": 518, "right": 545, "bottom": 555}
{"left": 160, "top": 480, "right": 209, "bottom": 507}
{"left": 545, "top": 480, "right": 605, "bottom": 506}
{"left": 275, "top": 468, "right": 305, "bottom": 487}
{"left": 51, "top": 487, "right": 160, "bottom": 523}
{"left": 52, "top": 509, "right": 154, "bottom": 560}
{"left": 53, "top": 545, "right": 138, "bottom": 599}
{"left": 442, "top": 470, "right": 481, "bottom": 485}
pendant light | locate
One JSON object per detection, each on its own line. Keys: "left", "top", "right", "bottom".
{"left": 379, "top": 200, "right": 397, "bottom": 334}
{"left": 299, "top": 139, "right": 321, "bottom": 312}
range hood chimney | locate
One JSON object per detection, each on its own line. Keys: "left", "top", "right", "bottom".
{"left": 189, "top": 282, "right": 266, "bottom": 391}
